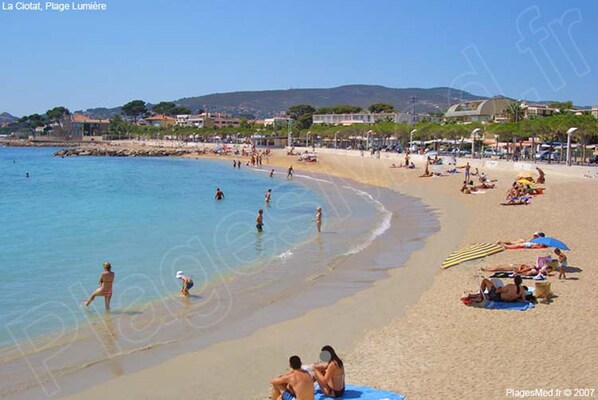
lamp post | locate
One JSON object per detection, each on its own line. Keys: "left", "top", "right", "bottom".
{"left": 366, "top": 130, "right": 373, "bottom": 151}
{"left": 334, "top": 130, "right": 339, "bottom": 149}
{"left": 566, "top": 127, "right": 577, "bottom": 166}
{"left": 287, "top": 119, "right": 293, "bottom": 147}
{"left": 306, "top": 131, "right": 310, "bottom": 148}
{"left": 471, "top": 128, "right": 481, "bottom": 158}
{"left": 410, "top": 129, "right": 417, "bottom": 153}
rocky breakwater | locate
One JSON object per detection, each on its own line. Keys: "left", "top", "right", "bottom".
{"left": 54, "top": 147, "right": 194, "bottom": 157}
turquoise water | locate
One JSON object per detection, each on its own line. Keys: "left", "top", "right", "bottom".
{"left": 0, "top": 147, "right": 324, "bottom": 346}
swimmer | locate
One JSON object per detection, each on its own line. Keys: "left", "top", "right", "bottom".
{"left": 265, "top": 189, "right": 272, "bottom": 203}
{"left": 215, "top": 187, "right": 225, "bottom": 200}
{"left": 84, "top": 262, "right": 114, "bottom": 310}
{"left": 256, "top": 209, "right": 264, "bottom": 232}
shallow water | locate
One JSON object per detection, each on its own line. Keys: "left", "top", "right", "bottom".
{"left": 0, "top": 147, "right": 327, "bottom": 345}
{"left": 0, "top": 147, "right": 437, "bottom": 399}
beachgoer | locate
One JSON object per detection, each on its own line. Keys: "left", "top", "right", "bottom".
{"left": 270, "top": 169, "right": 275, "bottom": 177}
{"left": 237, "top": 160, "right": 241, "bottom": 169}
{"left": 315, "top": 207, "right": 322, "bottom": 233}
{"left": 176, "top": 271, "right": 194, "bottom": 296}
{"left": 312, "top": 346, "right": 345, "bottom": 398}
{"left": 270, "top": 356, "right": 314, "bottom": 400}
{"left": 265, "top": 189, "right": 272, "bottom": 203}
{"left": 536, "top": 167, "right": 545, "bottom": 184}
{"left": 233, "top": 160, "right": 237, "bottom": 168}
{"left": 256, "top": 209, "right": 264, "bottom": 232}
{"left": 481, "top": 263, "right": 554, "bottom": 276}
{"left": 460, "top": 180, "right": 472, "bottom": 194}
{"left": 464, "top": 276, "right": 526, "bottom": 303}
{"left": 215, "top": 188, "right": 225, "bottom": 200}
{"left": 419, "top": 162, "right": 432, "bottom": 178}
{"left": 464, "top": 162, "right": 471, "bottom": 180}
{"left": 497, "top": 232, "right": 545, "bottom": 246}
{"left": 84, "top": 262, "right": 115, "bottom": 310}
{"left": 555, "top": 248, "right": 568, "bottom": 279}
{"left": 287, "top": 166, "right": 294, "bottom": 179}
{"left": 26, "top": 172, "right": 29, "bottom": 178}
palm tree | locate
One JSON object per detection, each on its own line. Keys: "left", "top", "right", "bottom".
{"left": 506, "top": 102, "right": 523, "bottom": 123}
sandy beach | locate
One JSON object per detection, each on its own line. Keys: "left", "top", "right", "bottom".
{"left": 29, "top": 145, "right": 589, "bottom": 400}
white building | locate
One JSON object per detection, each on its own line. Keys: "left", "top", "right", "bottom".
{"left": 592, "top": 105, "right": 598, "bottom": 118}
{"left": 312, "top": 112, "right": 397, "bottom": 126}
{"left": 175, "top": 113, "right": 240, "bottom": 128}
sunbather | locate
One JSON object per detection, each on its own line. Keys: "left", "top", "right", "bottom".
{"left": 497, "top": 232, "right": 545, "bottom": 246}
{"left": 271, "top": 356, "right": 315, "bottom": 400}
{"left": 462, "top": 276, "right": 526, "bottom": 303}
{"left": 481, "top": 263, "right": 553, "bottom": 276}
{"left": 312, "top": 345, "right": 345, "bottom": 398}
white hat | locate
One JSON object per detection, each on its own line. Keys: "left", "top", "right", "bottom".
{"left": 176, "top": 271, "right": 184, "bottom": 279}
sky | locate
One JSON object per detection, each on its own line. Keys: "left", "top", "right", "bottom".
{"left": 1, "top": 0, "right": 597, "bottom": 116}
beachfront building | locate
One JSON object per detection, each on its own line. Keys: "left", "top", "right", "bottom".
{"left": 174, "top": 113, "right": 240, "bottom": 129}
{"left": 312, "top": 112, "right": 397, "bottom": 126}
{"left": 444, "top": 98, "right": 515, "bottom": 123}
{"left": 520, "top": 102, "right": 556, "bottom": 119}
{"left": 64, "top": 114, "right": 110, "bottom": 137}
{"left": 263, "top": 116, "right": 292, "bottom": 127}
{"left": 145, "top": 114, "right": 176, "bottom": 129}
{"left": 592, "top": 105, "right": 598, "bottom": 119}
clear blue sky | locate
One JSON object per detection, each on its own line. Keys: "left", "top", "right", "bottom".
{"left": 1, "top": 0, "right": 596, "bottom": 116}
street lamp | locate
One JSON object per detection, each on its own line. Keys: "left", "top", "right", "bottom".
{"left": 366, "top": 130, "right": 373, "bottom": 150}
{"left": 306, "top": 131, "right": 311, "bottom": 147}
{"left": 566, "top": 127, "right": 578, "bottom": 166}
{"left": 471, "top": 128, "right": 481, "bottom": 158}
{"left": 334, "top": 130, "right": 339, "bottom": 149}
{"left": 410, "top": 129, "right": 417, "bottom": 152}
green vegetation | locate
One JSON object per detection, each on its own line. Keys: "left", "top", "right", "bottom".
{"left": 151, "top": 101, "right": 191, "bottom": 116}
{"left": 368, "top": 103, "right": 395, "bottom": 113}
{"left": 121, "top": 100, "right": 148, "bottom": 123}
{"left": 315, "top": 105, "right": 363, "bottom": 114}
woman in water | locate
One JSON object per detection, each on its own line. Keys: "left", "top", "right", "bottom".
{"left": 84, "top": 261, "right": 115, "bottom": 310}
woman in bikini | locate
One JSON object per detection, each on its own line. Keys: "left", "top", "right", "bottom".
{"left": 313, "top": 345, "right": 345, "bottom": 398}
{"left": 84, "top": 261, "right": 115, "bottom": 310}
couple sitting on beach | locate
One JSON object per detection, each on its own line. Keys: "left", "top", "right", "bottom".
{"left": 271, "top": 346, "right": 345, "bottom": 400}
{"left": 462, "top": 276, "right": 527, "bottom": 304}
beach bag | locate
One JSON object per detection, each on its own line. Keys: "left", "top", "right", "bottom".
{"left": 534, "top": 281, "right": 551, "bottom": 298}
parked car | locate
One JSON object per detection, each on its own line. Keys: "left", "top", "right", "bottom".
{"left": 483, "top": 148, "right": 505, "bottom": 158}
{"left": 535, "top": 150, "right": 551, "bottom": 161}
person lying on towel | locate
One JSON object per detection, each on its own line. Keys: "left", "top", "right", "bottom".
{"left": 462, "top": 276, "right": 526, "bottom": 303}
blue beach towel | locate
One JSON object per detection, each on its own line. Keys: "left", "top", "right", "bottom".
{"left": 315, "top": 384, "right": 405, "bottom": 400}
{"left": 484, "top": 301, "right": 535, "bottom": 311}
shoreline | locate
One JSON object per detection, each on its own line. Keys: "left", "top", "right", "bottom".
{"left": 4, "top": 144, "right": 596, "bottom": 399}
{"left": 58, "top": 149, "right": 473, "bottom": 400}
{"left": 0, "top": 151, "right": 439, "bottom": 399}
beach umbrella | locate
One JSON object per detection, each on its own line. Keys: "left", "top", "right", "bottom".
{"left": 441, "top": 243, "right": 505, "bottom": 269}
{"left": 517, "top": 171, "right": 534, "bottom": 179}
{"left": 530, "top": 237, "right": 570, "bottom": 250}
{"left": 517, "top": 179, "right": 537, "bottom": 187}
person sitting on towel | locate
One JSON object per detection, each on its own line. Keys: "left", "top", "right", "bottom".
{"left": 463, "top": 276, "right": 526, "bottom": 303}
{"left": 312, "top": 345, "right": 345, "bottom": 398}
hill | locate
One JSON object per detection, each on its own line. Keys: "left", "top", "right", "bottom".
{"left": 0, "top": 112, "right": 17, "bottom": 123}
{"left": 80, "top": 85, "right": 486, "bottom": 119}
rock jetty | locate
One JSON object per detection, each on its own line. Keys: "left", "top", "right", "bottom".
{"left": 54, "top": 147, "right": 195, "bottom": 158}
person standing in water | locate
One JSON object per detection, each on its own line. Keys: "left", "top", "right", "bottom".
{"left": 287, "top": 165, "right": 294, "bottom": 179}
{"left": 256, "top": 209, "right": 264, "bottom": 232}
{"left": 176, "top": 271, "right": 194, "bottom": 296}
{"left": 233, "top": 160, "right": 237, "bottom": 168}
{"left": 270, "top": 169, "right": 274, "bottom": 178}
{"left": 265, "top": 189, "right": 272, "bottom": 203}
{"left": 215, "top": 188, "right": 225, "bottom": 200}
{"left": 84, "top": 262, "right": 115, "bottom": 310}
{"left": 315, "top": 206, "right": 322, "bottom": 233}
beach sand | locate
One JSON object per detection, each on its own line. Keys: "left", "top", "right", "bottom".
{"left": 58, "top": 147, "right": 597, "bottom": 400}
